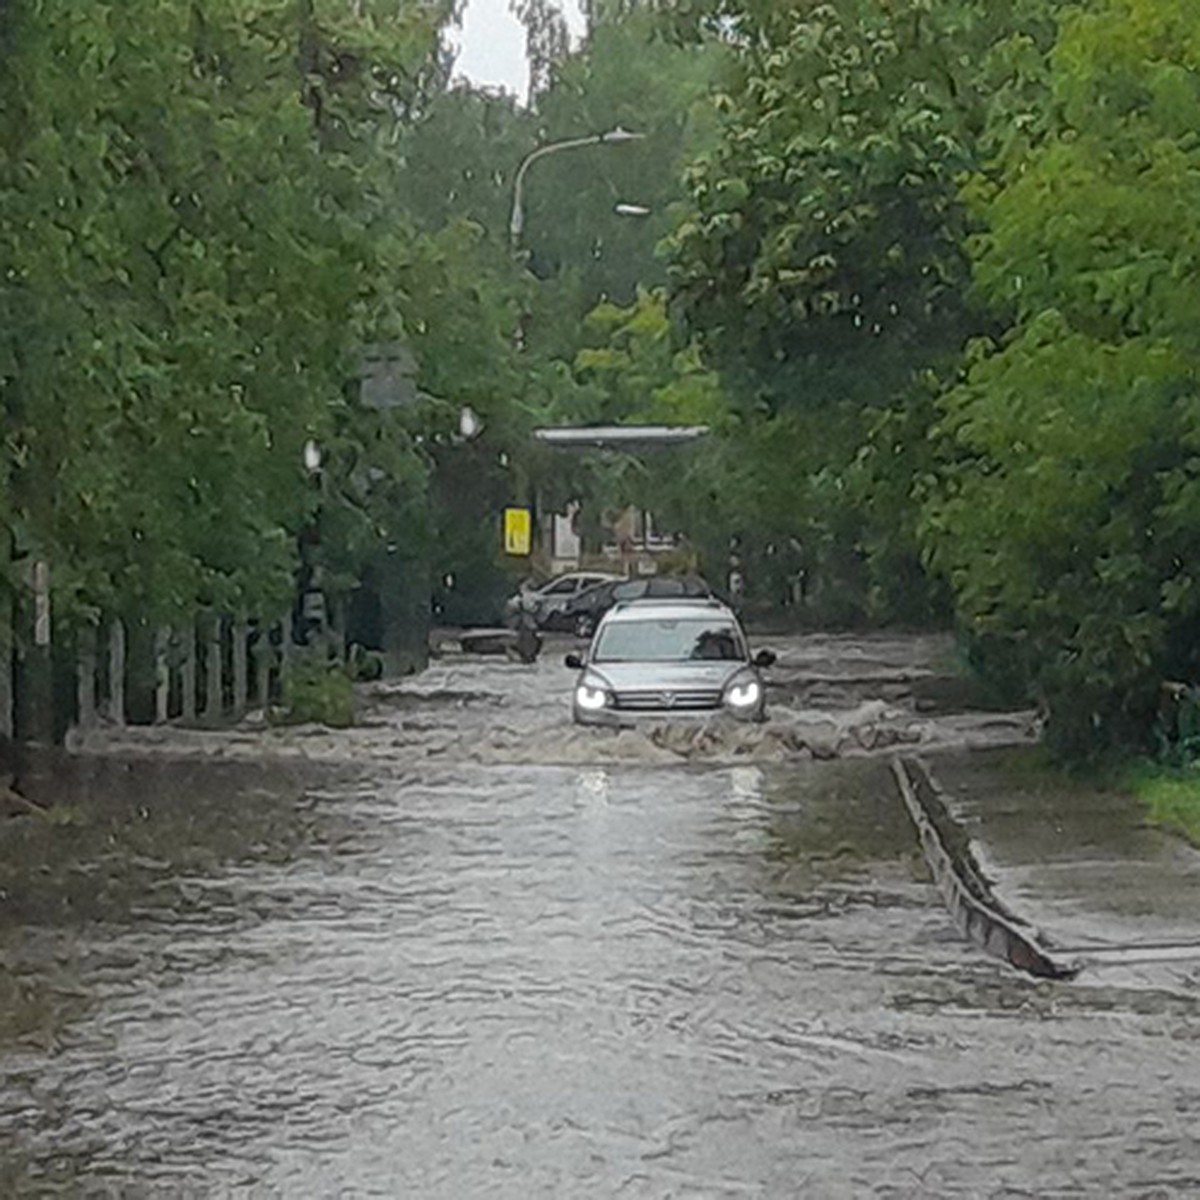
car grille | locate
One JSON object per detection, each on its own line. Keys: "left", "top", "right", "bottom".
{"left": 612, "top": 689, "right": 723, "bottom": 712}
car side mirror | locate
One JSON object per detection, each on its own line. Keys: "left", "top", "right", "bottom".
{"left": 754, "top": 649, "right": 777, "bottom": 668}
{"left": 564, "top": 653, "right": 585, "bottom": 670}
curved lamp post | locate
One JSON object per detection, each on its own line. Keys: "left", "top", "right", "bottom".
{"left": 509, "top": 125, "right": 645, "bottom": 253}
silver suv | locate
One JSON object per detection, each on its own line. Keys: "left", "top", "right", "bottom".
{"left": 566, "top": 598, "right": 775, "bottom": 726}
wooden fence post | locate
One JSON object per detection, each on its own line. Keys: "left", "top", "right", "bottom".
{"left": 107, "top": 617, "right": 126, "bottom": 728}
{"left": 181, "top": 619, "right": 197, "bottom": 723}
{"left": 25, "top": 560, "right": 54, "bottom": 746}
{"left": 232, "top": 612, "right": 249, "bottom": 718}
{"left": 0, "top": 535, "right": 12, "bottom": 744}
{"left": 254, "top": 624, "right": 272, "bottom": 714}
{"left": 280, "top": 610, "right": 294, "bottom": 691}
{"left": 0, "top": 594, "right": 12, "bottom": 745}
{"left": 330, "top": 592, "right": 346, "bottom": 664}
{"left": 77, "top": 622, "right": 98, "bottom": 731}
{"left": 204, "top": 613, "right": 222, "bottom": 723}
{"left": 154, "top": 627, "right": 171, "bottom": 724}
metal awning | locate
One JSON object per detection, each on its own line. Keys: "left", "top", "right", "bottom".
{"left": 532, "top": 424, "right": 709, "bottom": 450}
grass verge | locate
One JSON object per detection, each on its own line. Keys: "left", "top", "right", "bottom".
{"left": 1126, "top": 764, "right": 1200, "bottom": 847}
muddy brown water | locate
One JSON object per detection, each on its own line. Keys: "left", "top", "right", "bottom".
{"left": 4, "top": 635, "right": 1200, "bottom": 1195}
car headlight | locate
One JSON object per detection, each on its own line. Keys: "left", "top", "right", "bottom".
{"left": 724, "top": 679, "right": 761, "bottom": 709}
{"left": 575, "top": 685, "right": 610, "bottom": 711}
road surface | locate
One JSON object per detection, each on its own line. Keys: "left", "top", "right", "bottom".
{"left": 2, "top": 634, "right": 1198, "bottom": 1195}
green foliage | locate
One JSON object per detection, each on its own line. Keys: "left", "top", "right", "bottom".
{"left": 1153, "top": 685, "right": 1200, "bottom": 768}
{"left": 922, "top": 0, "right": 1200, "bottom": 755}
{"left": 573, "top": 289, "right": 728, "bottom": 428}
{"left": 281, "top": 650, "right": 356, "bottom": 728}
{"left": 0, "top": 0, "right": 556, "bottom": 680}
{"left": 657, "top": 0, "right": 1058, "bottom": 626}
{"left": 373, "top": 11, "right": 733, "bottom": 621}
{"left": 525, "top": 11, "right": 730, "bottom": 307}
{"left": 393, "top": 88, "right": 530, "bottom": 241}
{"left": 0, "top": 0, "right": 450, "bottom": 635}
{"left": 667, "top": 0, "right": 998, "bottom": 400}
{"left": 348, "top": 644, "right": 385, "bottom": 682}
{"left": 558, "top": 288, "right": 868, "bottom": 622}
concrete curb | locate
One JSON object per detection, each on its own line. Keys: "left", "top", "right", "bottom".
{"left": 892, "top": 755, "right": 1079, "bottom": 980}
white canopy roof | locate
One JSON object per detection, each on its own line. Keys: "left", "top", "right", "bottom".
{"left": 532, "top": 425, "right": 710, "bottom": 449}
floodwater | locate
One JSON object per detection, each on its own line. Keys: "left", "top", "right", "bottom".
{"left": 69, "top": 631, "right": 1040, "bottom": 768}
{"left": 4, "top": 634, "right": 1200, "bottom": 1195}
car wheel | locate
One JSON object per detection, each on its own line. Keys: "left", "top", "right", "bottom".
{"left": 573, "top": 613, "right": 594, "bottom": 638}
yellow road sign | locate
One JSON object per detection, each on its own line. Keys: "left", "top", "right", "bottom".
{"left": 504, "top": 507, "right": 532, "bottom": 556}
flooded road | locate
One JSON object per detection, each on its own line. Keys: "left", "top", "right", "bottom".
{"left": 4, "top": 635, "right": 1200, "bottom": 1195}
{"left": 71, "top": 631, "right": 1039, "bottom": 768}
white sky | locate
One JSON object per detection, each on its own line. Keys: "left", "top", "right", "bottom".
{"left": 448, "top": 0, "right": 587, "bottom": 100}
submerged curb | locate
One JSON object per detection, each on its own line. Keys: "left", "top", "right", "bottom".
{"left": 892, "top": 755, "right": 1078, "bottom": 980}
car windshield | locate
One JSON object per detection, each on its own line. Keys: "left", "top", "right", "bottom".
{"left": 593, "top": 618, "right": 746, "bottom": 663}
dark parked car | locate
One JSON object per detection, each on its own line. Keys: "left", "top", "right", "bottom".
{"left": 504, "top": 571, "right": 624, "bottom": 631}
{"left": 563, "top": 575, "right": 712, "bottom": 638}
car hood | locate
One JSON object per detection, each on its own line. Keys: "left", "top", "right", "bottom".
{"left": 583, "top": 661, "right": 747, "bottom": 692}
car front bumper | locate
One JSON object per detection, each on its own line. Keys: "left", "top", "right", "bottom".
{"left": 572, "top": 704, "right": 765, "bottom": 728}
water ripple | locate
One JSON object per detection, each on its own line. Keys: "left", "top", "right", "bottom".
{"left": 1, "top": 751, "right": 1198, "bottom": 1194}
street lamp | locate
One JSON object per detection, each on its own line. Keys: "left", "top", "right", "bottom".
{"left": 614, "top": 203, "right": 652, "bottom": 218}
{"left": 458, "top": 405, "right": 483, "bottom": 441}
{"left": 302, "top": 439, "right": 322, "bottom": 475}
{"left": 509, "top": 126, "right": 645, "bottom": 253}
{"left": 299, "top": 439, "right": 325, "bottom": 644}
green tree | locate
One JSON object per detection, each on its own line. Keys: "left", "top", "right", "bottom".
{"left": 379, "top": 8, "right": 731, "bottom": 606}
{"left": 660, "top": 0, "right": 1049, "bottom": 621}
{"left": 515, "top": 0, "right": 572, "bottom": 105}
{"left": 524, "top": 9, "right": 728, "bottom": 309}
{"left": 922, "top": 0, "right": 1200, "bottom": 754}
{"left": 0, "top": 0, "right": 449, "bottom": 648}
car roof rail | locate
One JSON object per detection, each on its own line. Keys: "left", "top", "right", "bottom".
{"left": 612, "top": 596, "right": 727, "bottom": 611}
{"left": 637, "top": 595, "right": 722, "bottom": 604}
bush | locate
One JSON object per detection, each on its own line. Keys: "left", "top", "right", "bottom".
{"left": 348, "top": 643, "right": 384, "bottom": 682}
{"left": 281, "top": 650, "right": 355, "bottom": 728}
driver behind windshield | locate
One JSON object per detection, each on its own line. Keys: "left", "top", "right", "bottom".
{"left": 691, "top": 629, "right": 738, "bottom": 660}
{"left": 593, "top": 619, "right": 746, "bottom": 662}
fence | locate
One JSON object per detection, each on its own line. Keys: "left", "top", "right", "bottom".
{"left": 0, "top": 607, "right": 344, "bottom": 748}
